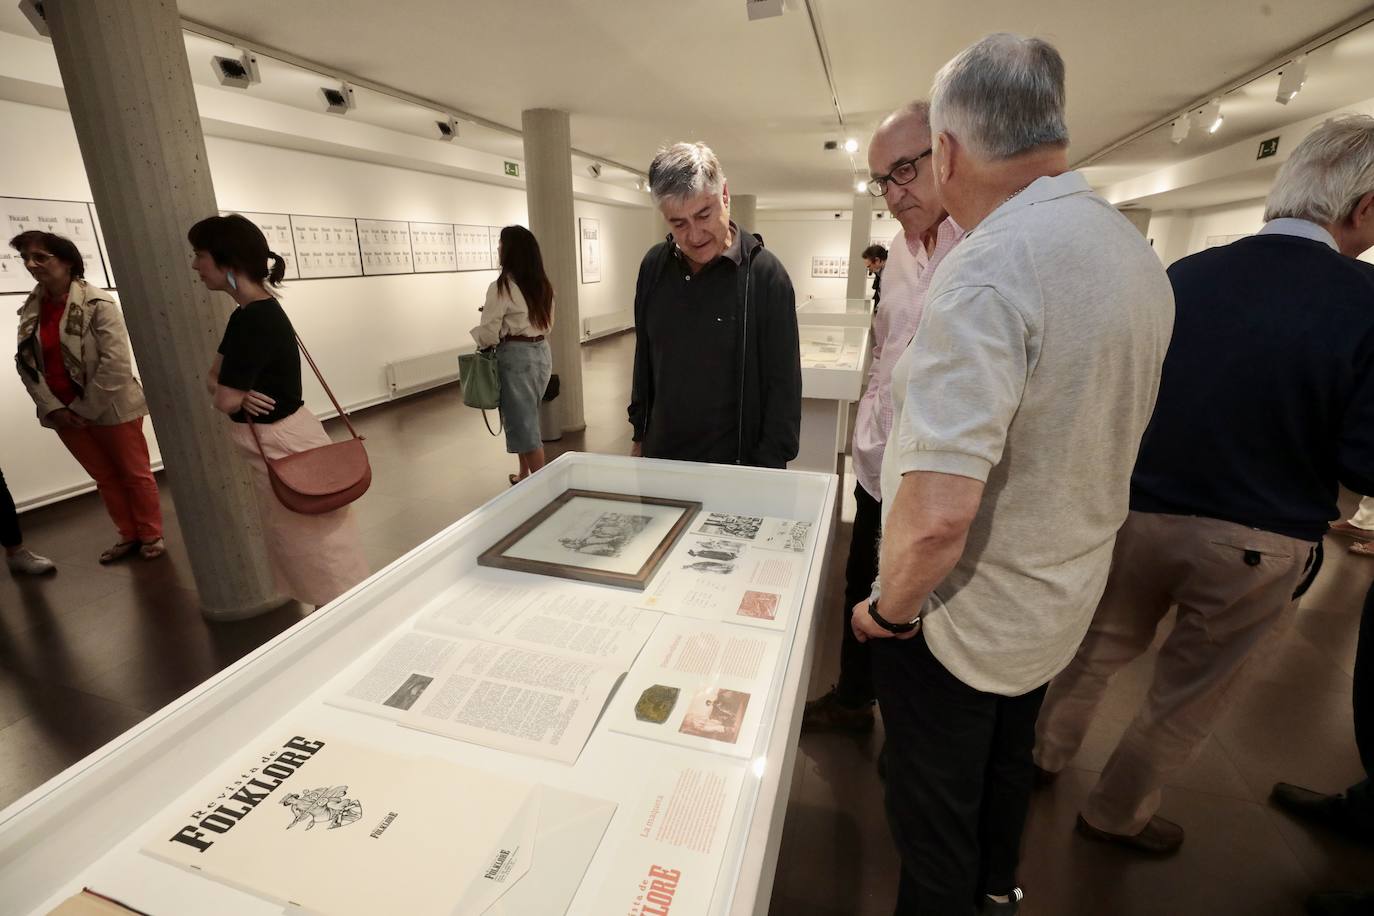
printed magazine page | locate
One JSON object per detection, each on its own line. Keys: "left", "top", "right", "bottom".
{"left": 589, "top": 758, "right": 746, "bottom": 915}
{"left": 328, "top": 631, "right": 624, "bottom": 764}
{"left": 419, "top": 579, "right": 660, "bottom": 668}
{"left": 607, "top": 616, "right": 782, "bottom": 758}
{"left": 690, "top": 512, "right": 813, "bottom": 553}
{"left": 639, "top": 529, "right": 805, "bottom": 631}
{"left": 139, "top": 730, "right": 598, "bottom": 916}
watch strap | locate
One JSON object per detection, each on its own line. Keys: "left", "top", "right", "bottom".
{"left": 868, "top": 599, "right": 919, "bottom": 634}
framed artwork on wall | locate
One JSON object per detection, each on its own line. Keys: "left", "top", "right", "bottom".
{"left": 579, "top": 217, "right": 602, "bottom": 284}
{"left": 477, "top": 488, "right": 700, "bottom": 589}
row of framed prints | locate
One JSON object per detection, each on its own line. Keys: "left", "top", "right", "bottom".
{"left": 0, "top": 194, "right": 513, "bottom": 294}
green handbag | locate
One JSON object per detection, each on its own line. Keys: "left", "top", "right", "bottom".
{"left": 458, "top": 348, "right": 502, "bottom": 435}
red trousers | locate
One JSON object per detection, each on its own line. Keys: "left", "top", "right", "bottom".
{"left": 56, "top": 417, "right": 163, "bottom": 542}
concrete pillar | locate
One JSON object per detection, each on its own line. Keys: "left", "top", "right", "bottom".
{"left": 731, "top": 193, "right": 757, "bottom": 237}
{"left": 46, "top": 0, "right": 278, "bottom": 619}
{"left": 846, "top": 193, "right": 875, "bottom": 299}
{"left": 521, "top": 108, "right": 585, "bottom": 432}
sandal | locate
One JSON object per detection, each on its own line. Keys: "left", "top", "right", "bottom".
{"left": 509, "top": 474, "right": 521, "bottom": 487}
{"left": 139, "top": 538, "right": 166, "bottom": 560}
{"left": 1350, "top": 540, "right": 1374, "bottom": 557}
{"left": 99, "top": 540, "right": 139, "bottom": 564}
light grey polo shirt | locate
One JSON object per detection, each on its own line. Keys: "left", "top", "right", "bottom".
{"left": 878, "top": 171, "right": 1175, "bottom": 696}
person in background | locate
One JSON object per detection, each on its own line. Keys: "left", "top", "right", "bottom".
{"left": 852, "top": 35, "right": 1173, "bottom": 915}
{"left": 1272, "top": 581, "right": 1374, "bottom": 916}
{"left": 1329, "top": 496, "right": 1374, "bottom": 557}
{"left": 862, "top": 243, "right": 888, "bottom": 308}
{"left": 190, "top": 214, "right": 368, "bottom": 609}
{"left": 628, "top": 142, "right": 801, "bottom": 468}
{"left": 804, "top": 101, "right": 965, "bottom": 733}
{"left": 1, "top": 465, "right": 55, "bottom": 575}
{"left": 11, "top": 230, "right": 164, "bottom": 564}
{"left": 471, "top": 225, "right": 555, "bottom": 486}
{"left": 1034, "top": 115, "right": 1374, "bottom": 859}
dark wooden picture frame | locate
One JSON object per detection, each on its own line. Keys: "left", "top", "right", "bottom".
{"left": 477, "top": 488, "right": 701, "bottom": 590}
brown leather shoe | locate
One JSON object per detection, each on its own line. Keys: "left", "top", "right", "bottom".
{"left": 1075, "top": 813, "right": 1184, "bottom": 855}
{"left": 801, "top": 688, "right": 875, "bottom": 733}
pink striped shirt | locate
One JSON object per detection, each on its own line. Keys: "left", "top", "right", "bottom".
{"left": 852, "top": 217, "right": 965, "bottom": 500}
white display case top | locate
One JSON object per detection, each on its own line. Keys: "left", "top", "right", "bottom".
{"left": 799, "top": 324, "right": 870, "bottom": 402}
{"left": 795, "top": 297, "right": 874, "bottom": 327}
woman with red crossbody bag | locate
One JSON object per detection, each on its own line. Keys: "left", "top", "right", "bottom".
{"left": 190, "top": 214, "right": 369, "bottom": 608}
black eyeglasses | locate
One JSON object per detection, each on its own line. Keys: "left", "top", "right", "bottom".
{"left": 867, "top": 148, "right": 932, "bottom": 197}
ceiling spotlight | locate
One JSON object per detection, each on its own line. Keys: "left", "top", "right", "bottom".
{"left": 1170, "top": 115, "right": 1191, "bottom": 145}
{"left": 212, "top": 52, "right": 260, "bottom": 89}
{"left": 436, "top": 116, "right": 458, "bottom": 141}
{"left": 843, "top": 137, "right": 859, "bottom": 154}
{"left": 18, "top": 0, "right": 48, "bottom": 37}
{"left": 1199, "top": 98, "right": 1223, "bottom": 134}
{"left": 320, "top": 82, "right": 356, "bottom": 115}
{"left": 587, "top": 163, "right": 603, "bottom": 179}
{"left": 746, "top": 0, "right": 786, "bottom": 20}
{"left": 855, "top": 179, "right": 868, "bottom": 194}
{"left": 1276, "top": 57, "right": 1307, "bottom": 105}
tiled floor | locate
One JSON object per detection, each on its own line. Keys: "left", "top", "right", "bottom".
{"left": 3, "top": 331, "right": 1372, "bottom": 914}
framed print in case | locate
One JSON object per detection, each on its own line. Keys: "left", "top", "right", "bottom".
{"left": 477, "top": 489, "right": 700, "bottom": 589}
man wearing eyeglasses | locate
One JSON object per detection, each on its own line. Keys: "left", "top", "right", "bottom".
{"left": 802, "top": 101, "right": 965, "bottom": 733}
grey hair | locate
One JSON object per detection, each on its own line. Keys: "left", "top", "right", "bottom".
{"left": 929, "top": 33, "right": 1069, "bottom": 160}
{"left": 1264, "top": 115, "right": 1374, "bottom": 224}
{"left": 648, "top": 142, "right": 726, "bottom": 203}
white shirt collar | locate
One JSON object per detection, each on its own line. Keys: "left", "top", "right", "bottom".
{"left": 1257, "top": 218, "right": 1338, "bottom": 251}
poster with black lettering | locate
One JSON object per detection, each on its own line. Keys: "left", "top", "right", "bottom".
{"left": 141, "top": 730, "right": 612, "bottom": 915}
{"left": 589, "top": 757, "right": 745, "bottom": 915}
{"left": 0, "top": 197, "right": 110, "bottom": 292}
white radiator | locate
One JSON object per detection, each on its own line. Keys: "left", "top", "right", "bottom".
{"left": 385, "top": 344, "right": 471, "bottom": 397}
{"left": 581, "top": 309, "right": 634, "bottom": 341}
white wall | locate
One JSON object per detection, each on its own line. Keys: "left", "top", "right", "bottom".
{"left": 0, "top": 98, "right": 651, "bottom": 509}
{"left": 754, "top": 210, "right": 901, "bottom": 302}
{"left": 1148, "top": 196, "right": 1374, "bottom": 268}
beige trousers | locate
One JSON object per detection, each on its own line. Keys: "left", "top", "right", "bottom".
{"left": 227, "top": 409, "right": 369, "bottom": 608}
{"left": 1034, "top": 511, "right": 1314, "bottom": 834}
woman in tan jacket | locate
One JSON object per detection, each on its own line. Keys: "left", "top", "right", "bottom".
{"left": 11, "top": 230, "right": 165, "bottom": 562}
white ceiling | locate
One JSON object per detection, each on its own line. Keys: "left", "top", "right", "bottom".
{"left": 2, "top": 1, "right": 1372, "bottom": 208}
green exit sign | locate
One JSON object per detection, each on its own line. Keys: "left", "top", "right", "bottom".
{"left": 503, "top": 161, "right": 521, "bottom": 177}
{"left": 1257, "top": 137, "right": 1280, "bottom": 160}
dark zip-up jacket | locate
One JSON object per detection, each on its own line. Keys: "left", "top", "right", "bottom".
{"left": 627, "top": 226, "right": 801, "bottom": 469}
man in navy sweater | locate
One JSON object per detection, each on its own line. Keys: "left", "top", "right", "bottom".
{"left": 1034, "top": 116, "right": 1374, "bottom": 872}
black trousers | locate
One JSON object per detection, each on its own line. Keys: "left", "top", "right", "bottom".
{"left": 872, "top": 632, "right": 1047, "bottom": 915}
{"left": 1347, "top": 581, "right": 1374, "bottom": 819}
{"left": 0, "top": 467, "right": 21, "bottom": 550}
{"left": 837, "top": 482, "right": 881, "bottom": 706}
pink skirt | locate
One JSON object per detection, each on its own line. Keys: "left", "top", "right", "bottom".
{"left": 227, "top": 409, "right": 369, "bottom": 607}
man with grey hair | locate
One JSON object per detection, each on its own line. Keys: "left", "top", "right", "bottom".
{"left": 850, "top": 34, "right": 1173, "bottom": 914}
{"left": 627, "top": 142, "right": 800, "bottom": 467}
{"left": 1036, "top": 114, "right": 1374, "bottom": 876}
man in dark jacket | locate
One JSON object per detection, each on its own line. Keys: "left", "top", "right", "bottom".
{"left": 627, "top": 142, "right": 801, "bottom": 469}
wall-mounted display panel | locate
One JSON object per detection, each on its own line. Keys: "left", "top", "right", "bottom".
{"left": 357, "top": 218, "right": 415, "bottom": 276}
{"left": 487, "top": 226, "right": 503, "bottom": 270}
{"left": 408, "top": 221, "right": 458, "bottom": 273}
{"left": 579, "top": 217, "right": 601, "bottom": 284}
{"left": 231, "top": 211, "right": 301, "bottom": 281}
{"left": 809, "top": 255, "right": 847, "bottom": 278}
{"left": 0, "top": 197, "right": 109, "bottom": 293}
{"left": 290, "top": 215, "right": 362, "bottom": 279}
{"left": 454, "top": 224, "right": 493, "bottom": 272}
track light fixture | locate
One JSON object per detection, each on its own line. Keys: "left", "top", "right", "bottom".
{"left": 1276, "top": 57, "right": 1307, "bottom": 105}
{"left": 855, "top": 179, "right": 868, "bottom": 194}
{"left": 1170, "top": 115, "right": 1191, "bottom": 145}
{"left": 320, "top": 82, "right": 356, "bottom": 115}
{"left": 587, "top": 163, "right": 603, "bottom": 179}
{"left": 843, "top": 137, "right": 859, "bottom": 154}
{"left": 212, "top": 52, "right": 260, "bottom": 89}
{"left": 1199, "top": 98, "right": 1223, "bottom": 134}
{"left": 636, "top": 178, "right": 649, "bottom": 193}
{"left": 435, "top": 116, "right": 458, "bottom": 141}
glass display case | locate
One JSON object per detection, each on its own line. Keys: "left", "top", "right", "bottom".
{"left": 0, "top": 453, "right": 838, "bottom": 916}
{"left": 795, "top": 297, "right": 875, "bottom": 328}
{"left": 792, "top": 324, "right": 871, "bottom": 474}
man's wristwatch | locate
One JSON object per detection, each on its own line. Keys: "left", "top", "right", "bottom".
{"left": 868, "top": 598, "right": 919, "bottom": 634}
